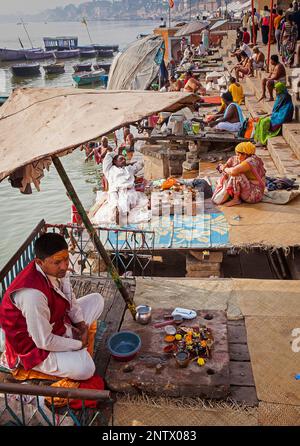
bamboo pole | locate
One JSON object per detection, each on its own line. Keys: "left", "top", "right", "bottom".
{"left": 52, "top": 156, "right": 136, "bottom": 319}
{"left": 251, "top": 0, "right": 256, "bottom": 45}
{"left": 267, "top": 0, "right": 274, "bottom": 70}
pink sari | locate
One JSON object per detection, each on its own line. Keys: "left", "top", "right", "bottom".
{"left": 213, "top": 155, "right": 266, "bottom": 204}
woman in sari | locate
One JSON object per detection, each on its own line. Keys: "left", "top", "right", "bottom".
{"left": 212, "top": 142, "right": 266, "bottom": 207}
{"left": 280, "top": 14, "right": 298, "bottom": 67}
{"left": 255, "top": 82, "right": 294, "bottom": 145}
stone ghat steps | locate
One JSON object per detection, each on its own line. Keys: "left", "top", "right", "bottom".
{"left": 243, "top": 76, "right": 300, "bottom": 179}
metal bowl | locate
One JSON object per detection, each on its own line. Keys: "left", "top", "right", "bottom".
{"left": 135, "top": 305, "right": 152, "bottom": 325}
{"left": 107, "top": 331, "right": 141, "bottom": 362}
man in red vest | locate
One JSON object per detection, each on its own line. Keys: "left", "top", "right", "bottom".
{"left": 0, "top": 233, "right": 104, "bottom": 380}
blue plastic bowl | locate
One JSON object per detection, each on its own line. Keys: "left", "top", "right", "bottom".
{"left": 108, "top": 331, "right": 141, "bottom": 362}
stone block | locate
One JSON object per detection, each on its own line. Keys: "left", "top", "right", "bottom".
{"left": 188, "top": 250, "right": 223, "bottom": 263}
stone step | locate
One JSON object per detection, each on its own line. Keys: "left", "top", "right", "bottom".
{"left": 255, "top": 147, "right": 280, "bottom": 177}
{"left": 267, "top": 136, "right": 300, "bottom": 178}
{"left": 282, "top": 123, "right": 300, "bottom": 160}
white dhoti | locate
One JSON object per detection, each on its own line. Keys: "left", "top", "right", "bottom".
{"left": 33, "top": 293, "right": 104, "bottom": 380}
{"left": 215, "top": 121, "right": 243, "bottom": 133}
{"left": 94, "top": 188, "right": 150, "bottom": 225}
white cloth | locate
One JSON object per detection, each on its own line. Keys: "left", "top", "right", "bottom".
{"left": 94, "top": 152, "right": 150, "bottom": 224}
{"left": 215, "top": 121, "right": 242, "bottom": 132}
{"left": 33, "top": 293, "right": 104, "bottom": 380}
{"left": 197, "top": 44, "right": 207, "bottom": 56}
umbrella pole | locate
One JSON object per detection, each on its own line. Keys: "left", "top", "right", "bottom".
{"left": 52, "top": 155, "right": 137, "bottom": 319}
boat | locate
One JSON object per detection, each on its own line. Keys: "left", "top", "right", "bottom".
{"left": 0, "top": 95, "right": 8, "bottom": 106}
{"left": 73, "top": 62, "right": 92, "bottom": 72}
{"left": 80, "top": 49, "right": 97, "bottom": 58}
{"left": 25, "top": 50, "right": 55, "bottom": 60}
{"left": 97, "top": 49, "right": 114, "bottom": 58}
{"left": 43, "top": 36, "right": 78, "bottom": 51}
{"left": 93, "top": 62, "right": 111, "bottom": 73}
{"left": 93, "top": 44, "right": 119, "bottom": 52}
{"left": 43, "top": 62, "right": 65, "bottom": 74}
{"left": 54, "top": 49, "right": 80, "bottom": 59}
{"left": 0, "top": 48, "right": 26, "bottom": 61}
{"left": 11, "top": 63, "right": 41, "bottom": 76}
{"left": 72, "top": 69, "right": 105, "bottom": 86}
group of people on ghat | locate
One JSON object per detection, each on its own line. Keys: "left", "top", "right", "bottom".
{"left": 240, "top": 2, "right": 300, "bottom": 67}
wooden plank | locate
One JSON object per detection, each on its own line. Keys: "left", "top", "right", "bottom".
{"left": 227, "top": 324, "right": 247, "bottom": 344}
{"left": 230, "top": 385, "right": 259, "bottom": 407}
{"left": 229, "top": 343, "right": 251, "bottom": 362}
{"left": 239, "top": 251, "right": 275, "bottom": 280}
{"left": 229, "top": 361, "right": 255, "bottom": 387}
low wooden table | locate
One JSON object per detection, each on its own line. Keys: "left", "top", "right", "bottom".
{"left": 105, "top": 308, "right": 230, "bottom": 399}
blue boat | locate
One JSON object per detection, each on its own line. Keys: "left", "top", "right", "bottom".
{"left": 72, "top": 69, "right": 105, "bottom": 86}
{"left": 0, "top": 95, "right": 8, "bottom": 106}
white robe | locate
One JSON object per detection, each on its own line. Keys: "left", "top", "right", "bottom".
{"left": 93, "top": 152, "right": 150, "bottom": 225}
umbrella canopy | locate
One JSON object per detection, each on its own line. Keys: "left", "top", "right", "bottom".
{"left": 107, "top": 35, "right": 165, "bottom": 91}
{"left": 175, "top": 21, "right": 209, "bottom": 37}
{"left": 0, "top": 87, "right": 198, "bottom": 181}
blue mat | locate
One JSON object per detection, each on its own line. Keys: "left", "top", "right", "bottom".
{"left": 98, "top": 213, "right": 229, "bottom": 250}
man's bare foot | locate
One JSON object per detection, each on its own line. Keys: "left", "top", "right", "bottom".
{"left": 223, "top": 198, "right": 241, "bottom": 207}
{"left": 258, "top": 96, "right": 266, "bottom": 102}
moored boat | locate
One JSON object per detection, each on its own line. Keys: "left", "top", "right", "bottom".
{"left": 72, "top": 69, "right": 105, "bottom": 86}
{"left": 43, "top": 62, "right": 65, "bottom": 74}
{"left": 54, "top": 49, "right": 80, "bottom": 59}
{"left": 93, "top": 62, "right": 111, "bottom": 73}
{"left": 0, "top": 48, "right": 26, "bottom": 61}
{"left": 73, "top": 62, "right": 92, "bottom": 72}
{"left": 97, "top": 49, "right": 114, "bottom": 58}
{"left": 0, "top": 95, "right": 8, "bottom": 106}
{"left": 93, "top": 44, "right": 119, "bottom": 52}
{"left": 80, "top": 49, "right": 97, "bottom": 58}
{"left": 25, "top": 50, "right": 55, "bottom": 60}
{"left": 11, "top": 63, "right": 41, "bottom": 76}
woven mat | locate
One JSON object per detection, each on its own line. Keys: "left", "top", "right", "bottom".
{"left": 134, "top": 277, "right": 242, "bottom": 320}
{"left": 258, "top": 402, "right": 300, "bottom": 426}
{"left": 234, "top": 279, "right": 300, "bottom": 317}
{"left": 221, "top": 195, "right": 300, "bottom": 248}
{"left": 112, "top": 396, "right": 258, "bottom": 426}
{"left": 244, "top": 316, "right": 300, "bottom": 406}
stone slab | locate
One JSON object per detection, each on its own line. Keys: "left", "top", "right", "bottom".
{"left": 106, "top": 308, "right": 230, "bottom": 399}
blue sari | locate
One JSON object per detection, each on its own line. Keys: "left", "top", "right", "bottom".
{"left": 270, "top": 91, "right": 294, "bottom": 130}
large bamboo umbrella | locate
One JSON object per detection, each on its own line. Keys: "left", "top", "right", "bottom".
{"left": 0, "top": 87, "right": 198, "bottom": 318}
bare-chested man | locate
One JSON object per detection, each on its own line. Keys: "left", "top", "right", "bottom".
{"left": 208, "top": 91, "right": 245, "bottom": 133}
{"left": 258, "top": 54, "right": 286, "bottom": 101}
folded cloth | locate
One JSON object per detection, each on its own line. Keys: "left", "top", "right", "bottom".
{"left": 44, "top": 375, "right": 105, "bottom": 409}
{"left": 266, "top": 176, "right": 298, "bottom": 191}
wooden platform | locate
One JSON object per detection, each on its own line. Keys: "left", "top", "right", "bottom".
{"left": 106, "top": 308, "right": 230, "bottom": 399}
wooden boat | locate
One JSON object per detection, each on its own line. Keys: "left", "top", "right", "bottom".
{"left": 72, "top": 69, "right": 105, "bottom": 86}
{"left": 0, "top": 95, "right": 8, "bottom": 106}
{"left": 43, "top": 63, "right": 65, "bottom": 74}
{"left": 11, "top": 63, "right": 41, "bottom": 76}
{"left": 25, "top": 50, "right": 55, "bottom": 60}
{"left": 54, "top": 49, "right": 80, "bottom": 59}
{"left": 0, "top": 47, "right": 42, "bottom": 62}
{"left": 93, "top": 44, "right": 119, "bottom": 52}
{"left": 80, "top": 49, "right": 97, "bottom": 58}
{"left": 93, "top": 62, "right": 111, "bottom": 73}
{"left": 73, "top": 62, "right": 92, "bottom": 72}
{"left": 97, "top": 49, "right": 114, "bottom": 58}
{"left": 43, "top": 36, "right": 78, "bottom": 51}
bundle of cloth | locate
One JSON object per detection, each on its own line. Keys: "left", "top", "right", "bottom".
{"left": 266, "top": 176, "right": 298, "bottom": 191}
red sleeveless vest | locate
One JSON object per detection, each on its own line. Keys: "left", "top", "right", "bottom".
{"left": 0, "top": 261, "right": 71, "bottom": 370}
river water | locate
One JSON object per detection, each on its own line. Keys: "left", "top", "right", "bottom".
{"left": 0, "top": 20, "right": 155, "bottom": 268}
